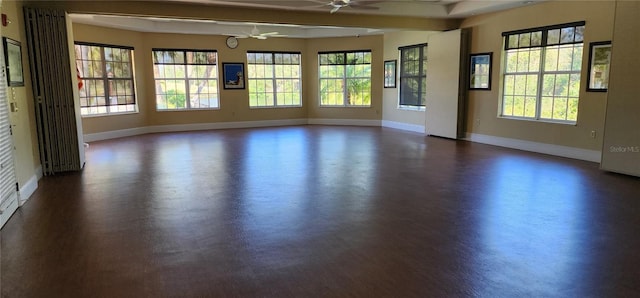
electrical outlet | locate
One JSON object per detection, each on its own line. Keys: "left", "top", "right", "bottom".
{"left": 590, "top": 130, "right": 596, "bottom": 138}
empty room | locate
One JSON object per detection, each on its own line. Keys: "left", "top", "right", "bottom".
{"left": 1, "top": 0, "right": 639, "bottom": 296}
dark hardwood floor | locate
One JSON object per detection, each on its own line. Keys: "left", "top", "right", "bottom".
{"left": 2, "top": 125, "right": 639, "bottom": 297}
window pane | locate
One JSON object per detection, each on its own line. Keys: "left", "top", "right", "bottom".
{"left": 507, "top": 35, "right": 519, "bottom": 49}
{"left": 75, "top": 43, "right": 136, "bottom": 115}
{"left": 399, "top": 45, "right": 426, "bottom": 107}
{"left": 248, "top": 52, "right": 301, "bottom": 107}
{"left": 574, "top": 26, "right": 585, "bottom": 42}
{"left": 519, "top": 33, "right": 531, "bottom": 48}
{"left": 547, "top": 29, "right": 560, "bottom": 45}
{"left": 544, "top": 46, "right": 559, "bottom": 71}
{"left": 557, "top": 45, "right": 574, "bottom": 71}
{"left": 531, "top": 31, "right": 542, "bottom": 46}
{"left": 560, "top": 27, "right": 575, "bottom": 44}
{"left": 501, "top": 23, "right": 583, "bottom": 122}
{"left": 153, "top": 50, "right": 218, "bottom": 110}
{"left": 505, "top": 50, "right": 518, "bottom": 73}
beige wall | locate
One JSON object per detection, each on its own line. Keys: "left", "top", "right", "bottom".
{"left": 461, "top": 1, "right": 615, "bottom": 151}
{"left": 382, "top": 31, "right": 437, "bottom": 128}
{"left": 74, "top": 23, "right": 383, "bottom": 133}
{"left": 306, "top": 35, "right": 383, "bottom": 120}
{"left": 1, "top": 0, "right": 39, "bottom": 187}
{"left": 73, "top": 24, "right": 147, "bottom": 134}
{"left": 600, "top": 1, "right": 640, "bottom": 176}
{"left": 143, "top": 33, "right": 308, "bottom": 126}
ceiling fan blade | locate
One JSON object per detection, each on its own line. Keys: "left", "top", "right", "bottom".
{"left": 260, "top": 31, "right": 280, "bottom": 36}
{"left": 254, "top": 35, "right": 268, "bottom": 40}
{"left": 330, "top": 6, "right": 341, "bottom": 13}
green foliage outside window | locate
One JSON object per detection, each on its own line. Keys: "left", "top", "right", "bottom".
{"left": 319, "top": 51, "right": 371, "bottom": 106}
{"left": 502, "top": 23, "right": 584, "bottom": 122}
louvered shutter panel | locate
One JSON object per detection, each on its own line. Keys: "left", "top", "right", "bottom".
{"left": 0, "top": 48, "right": 20, "bottom": 229}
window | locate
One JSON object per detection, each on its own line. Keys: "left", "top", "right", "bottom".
{"left": 501, "top": 22, "right": 585, "bottom": 122}
{"left": 153, "top": 49, "right": 219, "bottom": 110}
{"left": 318, "top": 51, "right": 371, "bottom": 106}
{"left": 74, "top": 43, "right": 136, "bottom": 116}
{"left": 247, "top": 52, "right": 302, "bottom": 107}
{"left": 399, "top": 44, "right": 427, "bottom": 107}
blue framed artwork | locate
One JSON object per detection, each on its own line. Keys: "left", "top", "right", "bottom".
{"left": 469, "top": 52, "right": 492, "bottom": 90}
{"left": 222, "top": 62, "right": 245, "bottom": 89}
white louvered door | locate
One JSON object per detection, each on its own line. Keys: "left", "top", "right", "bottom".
{"left": 0, "top": 39, "right": 19, "bottom": 229}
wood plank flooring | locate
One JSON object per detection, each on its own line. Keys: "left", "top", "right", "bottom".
{"left": 2, "top": 126, "right": 639, "bottom": 297}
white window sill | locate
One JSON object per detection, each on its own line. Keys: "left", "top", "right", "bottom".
{"left": 156, "top": 108, "right": 221, "bottom": 112}
{"left": 319, "top": 105, "right": 372, "bottom": 108}
{"left": 499, "top": 115, "right": 577, "bottom": 126}
{"left": 398, "top": 105, "right": 425, "bottom": 112}
{"left": 249, "top": 105, "right": 303, "bottom": 109}
{"left": 81, "top": 111, "right": 139, "bottom": 118}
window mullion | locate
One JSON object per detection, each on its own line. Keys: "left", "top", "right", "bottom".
{"left": 536, "top": 47, "right": 546, "bottom": 120}
{"left": 184, "top": 52, "right": 191, "bottom": 109}
{"left": 272, "top": 56, "right": 277, "bottom": 107}
{"left": 343, "top": 64, "right": 348, "bottom": 106}
{"left": 418, "top": 47, "right": 423, "bottom": 105}
{"left": 102, "top": 46, "right": 113, "bottom": 114}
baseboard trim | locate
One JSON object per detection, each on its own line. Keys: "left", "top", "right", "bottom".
{"left": 84, "top": 127, "right": 149, "bottom": 142}
{"left": 82, "top": 121, "right": 600, "bottom": 163}
{"left": 146, "top": 119, "right": 308, "bottom": 134}
{"left": 381, "top": 120, "right": 425, "bottom": 134}
{"left": 84, "top": 119, "right": 308, "bottom": 142}
{"left": 465, "top": 133, "right": 602, "bottom": 162}
{"left": 35, "top": 165, "right": 44, "bottom": 180}
{"left": 19, "top": 174, "right": 39, "bottom": 206}
{"left": 307, "top": 118, "right": 381, "bottom": 126}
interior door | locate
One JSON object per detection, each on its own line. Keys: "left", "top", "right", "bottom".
{"left": 0, "top": 40, "right": 20, "bottom": 229}
{"left": 424, "top": 29, "right": 468, "bottom": 139}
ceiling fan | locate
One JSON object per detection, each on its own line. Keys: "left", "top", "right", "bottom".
{"left": 235, "top": 25, "right": 287, "bottom": 39}
{"left": 313, "top": 0, "right": 380, "bottom": 14}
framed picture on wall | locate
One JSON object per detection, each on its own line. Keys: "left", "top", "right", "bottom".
{"left": 469, "top": 52, "right": 492, "bottom": 90}
{"left": 587, "top": 41, "right": 612, "bottom": 92}
{"left": 3, "top": 37, "right": 24, "bottom": 87}
{"left": 384, "top": 60, "right": 396, "bottom": 88}
{"left": 222, "top": 62, "right": 245, "bottom": 89}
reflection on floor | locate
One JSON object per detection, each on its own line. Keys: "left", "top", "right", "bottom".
{"left": 2, "top": 126, "right": 639, "bottom": 296}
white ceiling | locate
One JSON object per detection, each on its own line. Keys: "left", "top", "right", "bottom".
{"left": 69, "top": 0, "right": 542, "bottom": 38}
{"left": 69, "top": 14, "right": 399, "bottom": 38}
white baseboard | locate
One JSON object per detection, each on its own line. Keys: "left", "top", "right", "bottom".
{"left": 19, "top": 174, "right": 39, "bottom": 206}
{"left": 146, "top": 119, "right": 308, "bottom": 134}
{"left": 307, "top": 118, "right": 381, "bottom": 126}
{"left": 82, "top": 121, "right": 601, "bottom": 163}
{"left": 0, "top": 193, "right": 19, "bottom": 229}
{"left": 381, "top": 120, "right": 425, "bottom": 134}
{"left": 465, "top": 133, "right": 602, "bottom": 162}
{"left": 84, "top": 127, "right": 149, "bottom": 142}
{"left": 35, "top": 164, "right": 44, "bottom": 179}
{"left": 84, "top": 119, "right": 308, "bottom": 142}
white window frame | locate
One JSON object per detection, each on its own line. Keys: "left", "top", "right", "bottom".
{"left": 398, "top": 43, "right": 427, "bottom": 109}
{"left": 318, "top": 50, "right": 372, "bottom": 107}
{"left": 500, "top": 22, "right": 585, "bottom": 124}
{"left": 74, "top": 42, "right": 137, "bottom": 116}
{"left": 152, "top": 49, "right": 219, "bottom": 111}
{"left": 247, "top": 52, "right": 302, "bottom": 108}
